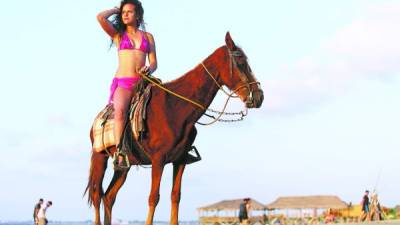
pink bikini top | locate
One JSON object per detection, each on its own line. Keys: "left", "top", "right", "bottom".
{"left": 118, "top": 31, "right": 150, "bottom": 53}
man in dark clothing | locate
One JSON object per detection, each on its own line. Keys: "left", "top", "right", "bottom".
{"left": 33, "top": 198, "right": 44, "bottom": 225}
{"left": 239, "top": 198, "right": 251, "bottom": 225}
{"left": 360, "top": 190, "right": 370, "bottom": 221}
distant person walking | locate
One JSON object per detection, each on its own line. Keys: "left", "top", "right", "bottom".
{"left": 239, "top": 198, "right": 251, "bottom": 225}
{"left": 37, "top": 201, "right": 52, "bottom": 225}
{"left": 33, "top": 198, "right": 43, "bottom": 225}
{"left": 370, "top": 190, "right": 383, "bottom": 221}
{"left": 360, "top": 190, "right": 370, "bottom": 221}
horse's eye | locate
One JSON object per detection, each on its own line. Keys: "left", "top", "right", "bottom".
{"left": 237, "top": 62, "right": 246, "bottom": 71}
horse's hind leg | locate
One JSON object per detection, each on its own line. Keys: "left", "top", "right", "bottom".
{"left": 103, "top": 169, "right": 129, "bottom": 225}
{"left": 85, "top": 151, "right": 108, "bottom": 225}
{"left": 170, "top": 163, "right": 186, "bottom": 225}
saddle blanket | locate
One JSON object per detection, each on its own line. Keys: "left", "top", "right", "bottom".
{"left": 91, "top": 86, "right": 151, "bottom": 152}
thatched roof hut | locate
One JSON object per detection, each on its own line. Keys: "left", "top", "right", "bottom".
{"left": 197, "top": 198, "right": 267, "bottom": 225}
{"left": 265, "top": 195, "right": 349, "bottom": 218}
{"left": 198, "top": 198, "right": 266, "bottom": 211}
{"left": 266, "top": 195, "right": 347, "bottom": 210}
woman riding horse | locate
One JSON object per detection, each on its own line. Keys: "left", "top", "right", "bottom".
{"left": 86, "top": 32, "right": 263, "bottom": 225}
{"left": 97, "top": 0, "right": 157, "bottom": 169}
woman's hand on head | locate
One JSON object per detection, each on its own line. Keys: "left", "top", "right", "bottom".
{"left": 97, "top": 7, "right": 119, "bottom": 37}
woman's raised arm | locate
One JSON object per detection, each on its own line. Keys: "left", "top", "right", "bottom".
{"left": 96, "top": 8, "right": 119, "bottom": 38}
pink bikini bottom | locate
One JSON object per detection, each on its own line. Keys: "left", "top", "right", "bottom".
{"left": 108, "top": 76, "right": 141, "bottom": 104}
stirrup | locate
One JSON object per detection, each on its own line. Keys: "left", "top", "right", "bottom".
{"left": 113, "top": 151, "right": 131, "bottom": 170}
{"left": 185, "top": 146, "right": 202, "bottom": 164}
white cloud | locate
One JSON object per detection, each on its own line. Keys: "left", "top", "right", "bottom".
{"left": 264, "top": 2, "right": 400, "bottom": 115}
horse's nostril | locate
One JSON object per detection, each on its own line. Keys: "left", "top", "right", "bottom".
{"left": 246, "top": 101, "right": 254, "bottom": 108}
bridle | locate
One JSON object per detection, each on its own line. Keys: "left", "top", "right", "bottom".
{"left": 228, "top": 48, "right": 262, "bottom": 107}
{"left": 204, "top": 47, "right": 261, "bottom": 106}
{"left": 196, "top": 47, "right": 260, "bottom": 125}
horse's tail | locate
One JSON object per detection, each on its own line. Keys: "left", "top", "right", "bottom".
{"left": 84, "top": 129, "right": 109, "bottom": 207}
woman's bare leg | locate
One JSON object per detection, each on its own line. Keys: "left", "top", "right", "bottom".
{"left": 113, "top": 86, "right": 133, "bottom": 167}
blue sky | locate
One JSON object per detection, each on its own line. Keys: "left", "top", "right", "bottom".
{"left": 1, "top": 0, "right": 399, "bottom": 222}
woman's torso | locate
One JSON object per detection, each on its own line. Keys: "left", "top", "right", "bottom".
{"left": 114, "top": 31, "right": 149, "bottom": 78}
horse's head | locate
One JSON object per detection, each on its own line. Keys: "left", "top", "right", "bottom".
{"left": 217, "top": 32, "right": 264, "bottom": 108}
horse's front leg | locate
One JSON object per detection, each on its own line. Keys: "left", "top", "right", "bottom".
{"left": 103, "top": 169, "right": 130, "bottom": 225}
{"left": 170, "top": 163, "right": 186, "bottom": 225}
{"left": 145, "top": 158, "right": 165, "bottom": 225}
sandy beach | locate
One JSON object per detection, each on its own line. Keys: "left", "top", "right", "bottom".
{"left": 335, "top": 220, "right": 400, "bottom": 225}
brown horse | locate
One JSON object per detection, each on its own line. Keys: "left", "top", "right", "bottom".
{"left": 85, "top": 32, "right": 263, "bottom": 225}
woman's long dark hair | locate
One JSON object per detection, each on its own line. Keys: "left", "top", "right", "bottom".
{"left": 110, "top": 0, "right": 146, "bottom": 46}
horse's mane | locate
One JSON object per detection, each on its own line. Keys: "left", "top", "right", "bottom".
{"left": 162, "top": 46, "right": 226, "bottom": 90}
{"left": 162, "top": 65, "right": 200, "bottom": 90}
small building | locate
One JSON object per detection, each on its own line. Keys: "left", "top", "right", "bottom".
{"left": 266, "top": 195, "right": 348, "bottom": 218}
{"left": 198, "top": 198, "right": 267, "bottom": 225}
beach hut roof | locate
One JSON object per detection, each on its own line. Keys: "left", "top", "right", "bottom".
{"left": 266, "top": 195, "right": 348, "bottom": 209}
{"left": 198, "top": 198, "right": 266, "bottom": 211}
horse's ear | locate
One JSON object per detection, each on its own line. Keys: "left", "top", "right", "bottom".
{"left": 225, "top": 31, "right": 236, "bottom": 50}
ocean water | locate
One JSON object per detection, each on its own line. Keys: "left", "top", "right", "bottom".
{"left": 0, "top": 221, "right": 199, "bottom": 225}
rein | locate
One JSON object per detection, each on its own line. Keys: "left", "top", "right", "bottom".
{"left": 138, "top": 48, "right": 259, "bottom": 125}
{"left": 139, "top": 73, "right": 207, "bottom": 110}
